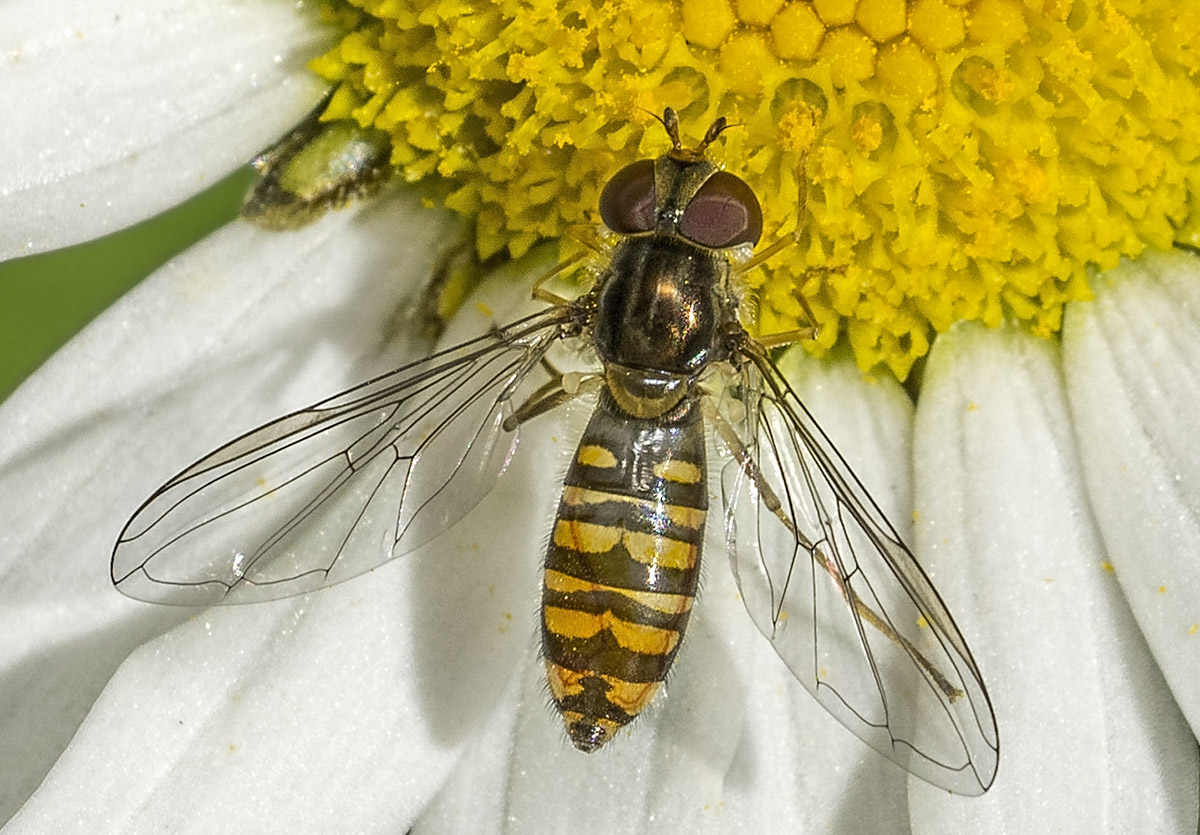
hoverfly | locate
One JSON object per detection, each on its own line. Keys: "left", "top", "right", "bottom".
{"left": 112, "top": 108, "right": 999, "bottom": 795}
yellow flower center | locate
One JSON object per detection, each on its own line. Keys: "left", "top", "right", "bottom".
{"left": 312, "top": 0, "right": 1200, "bottom": 379}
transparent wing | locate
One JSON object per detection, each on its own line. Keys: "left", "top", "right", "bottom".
{"left": 113, "top": 307, "right": 571, "bottom": 605}
{"left": 719, "top": 344, "right": 999, "bottom": 795}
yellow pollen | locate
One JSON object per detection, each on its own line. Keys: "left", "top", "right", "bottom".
{"left": 857, "top": 0, "right": 907, "bottom": 42}
{"left": 820, "top": 27, "right": 878, "bottom": 87}
{"left": 681, "top": 0, "right": 736, "bottom": 50}
{"left": 910, "top": 0, "right": 966, "bottom": 51}
{"left": 778, "top": 104, "right": 819, "bottom": 153}
{"left": 771, "top": 3, "right": 825, "bottom": 61}
{"left": 852, "top": 115, "right": 883, "bottom": 154}
{"left": 736, "top": 0, "right": 785, "bottom": 27}
{"left": 812, "top": 0, "right": 856, "bottom": 27}
{"left": 311, "top": 0, "right": 1200, "bottom": 380}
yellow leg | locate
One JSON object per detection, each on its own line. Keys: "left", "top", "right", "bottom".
{"left": 733, "top": 154, "right": 811, "bottom": 278}
{"left": 561, "top": 222, "right": 608, "bottom": 254}
{"left": 755, "top": 282, "right": 823, "bottom": 347}
{"left": 503, "top": 369, "right": 602, "bottom": 431}
{"left": 530, "top": 226, "right": 613, "bottom": 306}
{"left": 732, "top": 153, "right": 833, "bottom": 348}
{"left": 531, "top": 250, "right": 589, "bottom": 306}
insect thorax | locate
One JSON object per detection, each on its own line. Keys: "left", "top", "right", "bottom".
{"left": 593, "top": 235, "right": 729, "bottom": 418}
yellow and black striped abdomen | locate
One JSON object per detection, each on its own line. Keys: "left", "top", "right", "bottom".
{"left": 542, "top": 393, "right": 707, "bottom": 752}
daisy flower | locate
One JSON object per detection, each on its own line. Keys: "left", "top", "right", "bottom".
{"left": 1, "top": 0, "right": 1198, "bottom": 832}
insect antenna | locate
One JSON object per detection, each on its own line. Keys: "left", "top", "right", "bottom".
{"left": 637, "top": 106, "right": 740, "bottom": 163}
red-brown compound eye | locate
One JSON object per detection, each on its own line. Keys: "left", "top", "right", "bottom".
{"left": 678, "top": 170, "right": 763, "bottom": 248}
{"left": 599, "top": 159, "right": 656, "bottom": 234}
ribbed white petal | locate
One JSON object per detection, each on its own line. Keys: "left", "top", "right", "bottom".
{"left": 416, "top": 352, "right": 916, "bottom": 834}
{"left": 909, "top": 323, "right": 1197, "bottom": 833}
{"left": 0, "top": 0, "right": 334, "bottom": 260}
{"left": 733, "top": 350, "right": 916, "bottom": 834}
{"left": 7, "top": 420, "right": 555, "bottom": 834}
{"left": 0, "top": 190, "right": 461, "bottom": 825}
{"left": 1062, "top": 250, "right": 1200, "bottom": 741}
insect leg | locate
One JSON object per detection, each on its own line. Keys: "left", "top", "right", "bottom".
{"left": 733, "top": 153, "right": 811, "bottom": 277}
{"left": 731, "top": 153, "right": 834, "bottom": 348}
{"left": 503, "top": 367, "right": 603, "bottom": 431}
{"left": 531, "top": 227, "right": 610, "bottom": 307}
{"left": 561, "top": 222, "right": 608, "bottom": 254}
{"left": 753, "top": 281, "right": 823, "bottom": 347}
{"left": 704, "top": 396, "right": 809, "bottom": 545}
{"left": 531, "top": 252, "right": 588, "bottom": 307}
{"left": 756, "top": 311, "right": 819, "bottom": 349}
{"left": 705, "top": 396, "right": 963, "bottom": 701}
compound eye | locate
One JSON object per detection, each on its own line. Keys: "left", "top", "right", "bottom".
{"left": 599, "top": 159, "right": 656, "bottom": 234}
{"left": 678, "top": 171, "right": 763, "bottom": 248}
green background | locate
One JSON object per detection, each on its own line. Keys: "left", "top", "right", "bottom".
{"left": 0, "top": 168, "right": 256, "bottom": 405}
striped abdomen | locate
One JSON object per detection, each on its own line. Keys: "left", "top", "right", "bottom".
{"left": 542, "top": 392, "right": 707, "bottom": 751}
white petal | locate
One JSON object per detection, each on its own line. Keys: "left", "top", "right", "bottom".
{"left": 0, "top": 0, "right": 334, "bottom": 259}
{"left": 498, "top": 532, "right": 765, "bottom": 835}
{"left": 754, "top": 352, "right": 916, "bottom": 834}
{"left": 419, "top": 351, "right": 917, "bottom": 833}
{"left": 0, "top": 189, "right": 461, "bottom": 824}
{"left": 910, "top": 323, "right": 1197, "bottom": 832}
{"left": 7, "top": 422, "right": 555, "bottom": 834}
{"left": 1062, "top": 250, "right": 1200, "bottom": 738}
